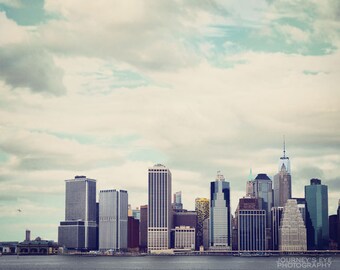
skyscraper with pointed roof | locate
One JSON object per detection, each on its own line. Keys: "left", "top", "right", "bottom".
{"left": 274, "top": 138, "right": 292, "bottom": 207}
{"left": 245, "top": 168, "right": 254, "bottom": 197}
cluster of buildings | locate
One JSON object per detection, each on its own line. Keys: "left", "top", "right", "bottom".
{"left": 57, "top": 144, "right": 340, "bottom": 253}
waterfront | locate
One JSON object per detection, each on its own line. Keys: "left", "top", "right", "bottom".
{"left": 0, "top": 255, "right": 339, "bottom": 270}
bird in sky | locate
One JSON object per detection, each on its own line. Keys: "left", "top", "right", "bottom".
{"left": 17, "top": 209, "right": 22, "bottom": 212}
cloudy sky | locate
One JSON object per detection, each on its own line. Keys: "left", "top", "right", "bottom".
{"left": 0, "top": 0, "right": 339, "bottom": 242}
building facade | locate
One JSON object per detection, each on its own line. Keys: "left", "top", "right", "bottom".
{"left": 139, "top": 205, "right": 148, "bottom": 251}
{"left": 195, "top": 198, "right": 209, "bottom": 248}
{"left": 99, "top": 189, "right": 128, "bottom": 251}
{"left": 128, "top": 216, "right": 140, "bottom": 250}
{"left": 305, "top": 178, "right": 329, "bottom": 250}
{"left": 210, "top": 172, "right": 231, "bottom": 249}
{"left": 271, "top": 206, "right": 284, "bottom": 250}
{"left": 147, "top": 164, "right": 172, "bottom": 251}
{"left": 173, "top": 191, "right": 183, "bottom": 211}
{"left": 279, "top": 199, "right": 307, "bottom": 251}
{"left": 174, "top": 226, "right": 195, "bottom": 250}
{"left": 58, "top": 176, "right": 97, "bottom": 251}
{"left": 274, "top": 142, "right": 292, "bottom": 207}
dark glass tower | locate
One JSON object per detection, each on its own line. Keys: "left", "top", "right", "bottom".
{"left": 305, "top": 178, "right": 329, "bottom": 250}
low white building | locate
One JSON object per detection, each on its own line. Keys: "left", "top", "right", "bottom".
{"left": 174, "top": 226, "right": 195, "bottom": 250}
{"left": 279, "top": 199, "right": 307, "bottom": 251}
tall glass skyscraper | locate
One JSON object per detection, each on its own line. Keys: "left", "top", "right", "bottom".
{"left": 210, "top": 172, "right": 231, "bottom": 249}
{"left": 147, "top": 164, "right": 172, "bottom": 251}
{"left": 274, "top": 140, "right": 292, "bottom": 207}
{"left": 58, "top": 176, "right": 97, "bottom": 251}
{"left": 173, "top": 191, "right": 183, "bottom": 211}
{"left": 99, "top": 189, "right": 128, "bottom": 251}
{"left": 305, "top": 178, "right": 329, "bottom": 250}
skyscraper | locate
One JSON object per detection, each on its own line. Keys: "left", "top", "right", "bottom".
{"left": 245, "top": 169, "right": 254, "bottom": 197}
{"left": 253, "top": 173, "right": 273, "bottom": 249}
{"left": 279, "top": 199, "right": 307, "bottom": 251}
{"left": 147, "top": 164, "right": 172, "bottom": 252}
{"left": 238, "top": 197, "right": 266, "bottom": 251}
{"left": 210, "top": 172, "right": 231, "bottom": 249}
{"left": 99, "top": 189, "right": 128, "bottom": 251}
{"left": 58, "top": 176, "right": 97, "bottom": 251}
{"left": 139, "top": 205, "right": 148, "bottom": 252}
{"left": 274, "top": 140, "right": 292, "bottom": 207}
{"left": 271, "top": 206, "right": 284, "bottom": 250}
{"left": 173, "top": 191, "right": 183, "bottom": 211}
{"left": 195, "top": 198, "right": 209, "bottom": 248}
{"left": 305, "top": 178, "right": 329, "bottom": 250}
{"left": 338, "top": 200, "right": 340, "bottom": 250}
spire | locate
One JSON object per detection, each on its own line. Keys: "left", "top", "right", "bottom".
{"left": 248, "top": 168, "right": 253, "bottom": 181}
{"left": 283, "top": 135, "right": 286, "bottom": 158}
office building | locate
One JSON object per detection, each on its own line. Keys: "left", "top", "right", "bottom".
{"left": 279, "top": 199, "right": 307, "bottom": 251}
{"left": 203, "top": 218, "right": 209, "bottom": 250}
{"left": 99, "top": 189, "right": 128, "bottom": 251}
{"left": 245, "top": 169, "right": 254, "bottom": 197}
{"left": 128, "top": 216, "right": 140, "bottom": 250}
{"left": 173, "top": 191, "right": 183, "bottom": 211}
{"left": 329, "top": 214, "right": 338, "bottom": 249}
{"left": 148, "top": 164, "right": 172, "bottom": 251}
{"left": 195, "top": 198, "right": 209, "bottom": 248}
{"left": 174, "top": 226, "right": 195, "bottom": 250}
{"left": 58, "top": 176, "right": 97, "bottom": 251}
{"left": 274, "top": 141, "right": 292, "bottom": 207}
{"left": 338, "top": 200, "right": 340, "bottom": 249}
{"left": 210, "top": 172, "right": 231, "bottom": 249}
{"left": 271, "top": 206, "right": 284, "bottom": 250}
{"left": 293, "top": 198, "right": 306, "bottom": 225}
{"left": 139, "top": 205, "right": 148, "bottom": 251}
{"left": 132, "top": 207, "right": 140, "bottom": 220}
{"left": 305, "top": 179, "right": 329, "bottom": 250}
{"left": 238, "top": 197, "right": 266, "bottom": 251}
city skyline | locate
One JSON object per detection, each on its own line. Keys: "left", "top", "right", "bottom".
{"left": 0, "top": 1, "right": 339, "bottom": 243}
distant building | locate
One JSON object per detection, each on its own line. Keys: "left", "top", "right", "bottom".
{"left": 148, "top": 164, "right": 172, "bottom": 251}
{"left": 58, "top": 176, "right": 97, "bottom": 251}
{"left": 139, "top": 205, "right": 148, "bottom": 251}
{"left": 173, "top": 191, "right": 183, "bottom": 211}
{"left": 17, "top": 237, "right": 58, "bottom": 255}
{"left": 245, "top": 169, "right": 254, "bottom": 197}
{"left": 132, "top": 207, "right": 140, "bottom": 220}
{"left": 305, "top": 178, "right": 329, "bottom": 250}
{"left": 0, "top": 242, "right": 18, "bottom": 254}
{"left": 195, "top": 198, "right": 209, "bottom": 248}
{"left": 253, "top": 173, "right": 273, "bottom": 249}
{"left": 238, "top": 197, "right": 266, "bottom": 251}
{"left": 173, "top": 210, "right": 197, "bottom": 229}
{"left": 271, "top": 206, "right": 284, "bottom": 250}
{"left": 279, "top": 199, "right": 307, "bottom": 251}
{"left": 99, "top": 189, "right": 128, "bottom": 251}
{"left": 338, "top": 200, "right": 340, "bottom": 249}
{"left": 128, "top": 216, "right": 140, "bottom": 251}
{"left": 329, "top": 214, "right": 338, "bottom": 250}
{"left": 210, "top": 172, "right": 231, "bottom": 249}
{"left": 174, "top": 226, "right": 195, "bottom": 250}
{"left": 202, "top": 218, "right": 209, "bottom": 250}
{"left": 274, "top": 141, "right": 292, "bottom": 207}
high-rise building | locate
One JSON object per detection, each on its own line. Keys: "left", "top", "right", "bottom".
{"left": 147, "top": 164, "right": 172, "bottom": 252}
{"left": 293, "top": 198, "right": 306, "bottom": 225}
{"left": 210, "top": 172, "right": 231, "bottom": 249}
{"left": 132, "top": 207, "right": 140, "bottom": 220}
{"left": 99, "top": 190, "right": 128, "bottom": 251}
{"left": 271, "top": 206, "right": 284, "bottom": 250}
{"left": 174, "top": 226, "right": 195, "bottom": 250}
{"left": 139, "top": 205, "right": 148, "bottom": 251}
{"left": 237, "top": 197, "right": 266, "bottom": 251}
{"left": 58, "top": 176, "right": 97, "bottom": 251}
{"left": 329, "top": 214, "right": 338, "bottom": 250}
{"left": 253, "top": 173, "right": 273, "bottom": 249}
{"left": 305, "top": 178, "right": 329, "bottom": 250}
{"left": 173, "top": 210, "right": 197, "bottom": 229}
{"left": 245, "top": 169, "right": 254, "bottom": 197}
{"left": 274, "top": 140, "right": 292, "bottom": 208}
{"left": 254, "top": 173, "right": 273, "bottom": 228}
{"left": 173, "top": 191, "right": 183, "bottom": 211}
{"left": 203, "top": 218, "right": 209, "bottom": 250}
{"left": 128, "top": 216, "right": 140, "bottom": 250}
{"left": 195, "top": 198, "right": 209, "bottom": 248}
{"left": 279, "top": 199, "right": 307, "bottom": 251}
{"left": 338, "top": 200, "right": 340, "bottom": 250}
